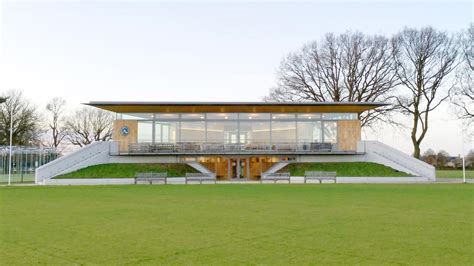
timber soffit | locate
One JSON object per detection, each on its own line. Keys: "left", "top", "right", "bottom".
{"left": 84, "top": 101, "right": 388, "bottom": 113}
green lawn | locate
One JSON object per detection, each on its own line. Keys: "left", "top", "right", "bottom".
{"left": 0, "top": 184, "right": 472, "bottom": 265}
{"left": 280, "top": 162, "right": 411, "bottom": 177}
{"left": 55, "top": 163, "right": 198, "bottom": 178}
{"left": 437, "top": 169, "right": 474, "bottom": 179}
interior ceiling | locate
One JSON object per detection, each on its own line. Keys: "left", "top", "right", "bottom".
{"left": 85, "top": 102, "right": 387, "bottom": 114}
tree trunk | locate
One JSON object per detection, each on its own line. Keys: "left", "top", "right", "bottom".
{"left": 413, "top": 142, "right": 421, "bottom": 159}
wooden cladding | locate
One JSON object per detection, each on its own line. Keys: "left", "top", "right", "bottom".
{"left": 337, "top": 120, "right": 361, "bottom": 151}
{"left": 113, "top": 120, "right": 138, "bottom": 151}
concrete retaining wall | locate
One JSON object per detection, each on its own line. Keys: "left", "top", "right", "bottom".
{"left": 36, "top": 142, "right": 185, "bottom": 184}
{"left": 296, "top": 141, "right": 435, "bottom": 180}
{"left": 45, "top": 176, "right": 431, "bottom": 185}
{"left": 44, "top": 178, "right": 135, "bottom": 185}
{"left": 36, "top": 142, "right": 112, "bottom": 184}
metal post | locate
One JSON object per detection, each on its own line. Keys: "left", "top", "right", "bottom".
{"left": 461, "top": 124, "right": 466, "bottom": 183}
{"left": 8, "top": 101, "right": 13, "bottom": 185}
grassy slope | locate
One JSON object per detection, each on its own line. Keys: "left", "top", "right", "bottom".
{"left": 0, "top": 185, "right": 472, "bottom": 265}
{"left": 436, "top": 170, "right": 474, "bottom": 178}
{"left": 280, "top": 162, "right": 411, "bottom": 177}
{"left": 55, "top": 163, "right": 198, "bottom": 178}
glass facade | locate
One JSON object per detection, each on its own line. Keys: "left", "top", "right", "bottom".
{"left": 137, "top": 121, "right": 153, "bottom": 142}
{"left": 117, "top": 113, "right": 357, "bottom": 147}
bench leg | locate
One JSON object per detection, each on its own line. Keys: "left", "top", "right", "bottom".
{"left": 135, "top": 179, "right": 137, "bottom": 185}
{"left": 319, "top": 179, "right": 322, "bottom": 184}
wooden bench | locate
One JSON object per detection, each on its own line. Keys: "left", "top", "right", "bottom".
{"left": 260, "top": 172, "right": 291, "bottom": 184}
{"left": 304, "top": 171, "right": 336, "bottom": 183}
{"left": 185, "top": 173, "right": 216, "bottom": 184}
{"left": 135, "top": 172, "right": 168, "bottom": 184}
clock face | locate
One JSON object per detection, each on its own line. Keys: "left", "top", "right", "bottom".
{"left": 120, "top": 126, "right": 130, "bottom": 136}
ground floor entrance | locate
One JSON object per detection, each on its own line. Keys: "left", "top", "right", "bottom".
{"left": 196, "top": 156, "right": 292, "bottom": 180}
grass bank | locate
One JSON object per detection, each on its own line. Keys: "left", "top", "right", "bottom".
{"left": 55, "top": 163, "right": 197, "bottom": 178}
{"left": 279, "top": 162, "right": 411, "bottom": 177}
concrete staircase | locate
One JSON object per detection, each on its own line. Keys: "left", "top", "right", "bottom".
{"left": 360, "top": 141, "right": 435, "bottom": 180}
{"left": 262, "top": 161, "right": 291, "bottom": 177}
{"left": 36, "top": 141, "right": 113, "bottom": 184}
{"left": 186, "top": 162, "right": 215, "bottom": 176}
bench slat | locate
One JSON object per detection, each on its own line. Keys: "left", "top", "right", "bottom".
{"left": 304, "top": 171, "right": 337, "bottom": 183}
{"left": 135, "top": 172, "right": 168, "bottom": 184}
{"left": 261, "top": 172, "right": 291, "bottom": 184}
{"left": 185, "top": 172, "right": 216, "bottom": 184}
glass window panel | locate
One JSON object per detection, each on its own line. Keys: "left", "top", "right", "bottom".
{"left": 272, "top": 113, "right": 296, "bottom": 120}
{"left": 206, "top": 121, "right": 238, "bottom": 143}
{"left": 240, "top": 121, "right": 271, "bottom": 144}
{"left": 155, "top": 121, "right": 178, "bottom": 143}
{"left": 322, "top": 113, "right": 357, "bottom": 120}
{"left": 323, "top": 121, "right": 337, "bottom": 143}
{"left": 271, "top": 121, "right": 296, "bottom": 143}
{"left": 155, "top": 113, "right": 179, "bottom": 120}
{"left": 207, "top": 113, "right": 238, "bottom": 120}
{"left": 118, "top": 113, "right": 153, "bottom": 120}
{"left": 180, "top": 121, "right": 206, "bottom": 142}
{"left": 239, "top": 113, "right": 271, "bottom": 120}
{"left": 162, "top": 124, "right": 169, "bottom": 141}
{"left": 297, "top": 113, "right": 322, "bottom": 120}
{"left": 181, "top": 113, "right": 206, "bottom": 120}
{"left": 297, "top": 121, "right": 322, "bottom": 143}
{"left": 137, "top": 121, "right": 153, "bottom": 143}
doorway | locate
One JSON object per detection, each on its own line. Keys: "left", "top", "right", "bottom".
{"left": 228, "top": 158, "right": 249, "bottom": 179}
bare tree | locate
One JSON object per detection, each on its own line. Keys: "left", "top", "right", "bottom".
{"left": 436, "top": 150, "right": 450, "bottom": 168}
{"left": 421, "top": 148, "right": 437, "bottom": 166}
{"left": 65, "top": 107, "right": 114, "bottom": 147}
{"left": 265, "top": 31, "right": 399, "bottom": 127}
{"left": 44, "top": 97, "right": 68, "bottom": 151}
{"left": 0, "top": 98, "right": 6, "bottom": 104}
{"left": 451, "top": 24, "right": 473, "bottom": 123}
{"left": 393, "top": 27, "right": 459, "bottom": 158}
{"left": 467, "top": 149, "right": 474, "bottom": 168}
{"left": 0, "top": 90, "right": 42, "bottom": 145}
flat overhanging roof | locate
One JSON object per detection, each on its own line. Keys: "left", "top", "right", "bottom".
{"left": 85, "top": 101, "right": 387, "bottom": 113}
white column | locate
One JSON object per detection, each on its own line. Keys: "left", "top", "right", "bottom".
{"left": 8, "top": 101, "right": 14, "bottom": 186}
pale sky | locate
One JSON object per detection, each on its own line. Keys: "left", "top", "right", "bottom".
{"left": 1, "top": 0, "right": 473, "bottom": 155}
